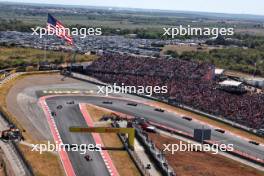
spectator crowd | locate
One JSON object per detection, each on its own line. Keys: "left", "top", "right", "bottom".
{"left": 86, "top": 53, "right": 264, "bottom": 130}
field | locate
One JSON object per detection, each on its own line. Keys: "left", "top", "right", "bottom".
{"left": 1, "top": 2, "right": 264, "bottom": 37}
{"left": 162, "top": 44, "right": 220, "bottom": 55}
{"left": 0, "top": 47, "right": 97, "bottom": 69}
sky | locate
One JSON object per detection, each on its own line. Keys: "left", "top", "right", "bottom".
{"left": 1, "top": 0, "right": 264, "bottom": 16}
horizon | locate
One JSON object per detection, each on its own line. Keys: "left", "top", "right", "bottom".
{"left": 1, "top": 0, "right": 264, "bottom": 16}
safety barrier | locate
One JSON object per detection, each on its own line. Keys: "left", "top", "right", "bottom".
{"left": 10, "top": 141, "right": 35, "bottom": 175}
{"left": 0, "top": 145, "right": 15, "bottom": 176}
{"left": 134, "top": 125, "right": 176, "bottom": 176}
{"left": 0, "top": 70, "right": 60, "bottom": 88}
{"left": 112, "top": 121, "right": 151, "bottom": 176}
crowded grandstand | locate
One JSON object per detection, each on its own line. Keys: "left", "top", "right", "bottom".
{"left": 86, "top": 53, "right": 264, "bottom": 130}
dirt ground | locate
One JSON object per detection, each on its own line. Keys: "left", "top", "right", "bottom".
{"left": 148, "top": 133, "right": 264, "bottom": 176}
{"left": 19, "top": 144, "right": 64, "bottom": 176}
{"left": 86, "top": 104, "right": 141, "bottom": 176}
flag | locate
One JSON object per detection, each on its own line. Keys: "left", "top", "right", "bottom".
{"left": 47, "top": 13, "right": 73, "bottom": 45}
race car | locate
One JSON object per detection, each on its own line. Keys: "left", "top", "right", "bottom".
{"left": 154, "top": 108, "right": 165, "bottom": 112}
{"left": 66, "top": 101, "right": 75, "bottom": 104}
{"left": 84, "top": 155, "right": 92, "bottom": 161}
{"left": 57, "top": 105, "right": 63, "bottom": 109}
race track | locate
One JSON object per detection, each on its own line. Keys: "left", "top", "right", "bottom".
{"left": 46, "top": 99, "right": 110, "bottom": 176}
{"left": 44, "top": 95, "right": 264, "bottom": 176}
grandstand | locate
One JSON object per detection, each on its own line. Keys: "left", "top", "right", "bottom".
{"left": 86, "top": 53, "right": 264, "bottom": 130}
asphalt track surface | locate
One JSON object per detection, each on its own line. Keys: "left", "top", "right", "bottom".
{"left": 45, "top": 95, "right": 264, "bottom": 174}
{"left": 46, "top": 99, "right": 109, "bottom": 176}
